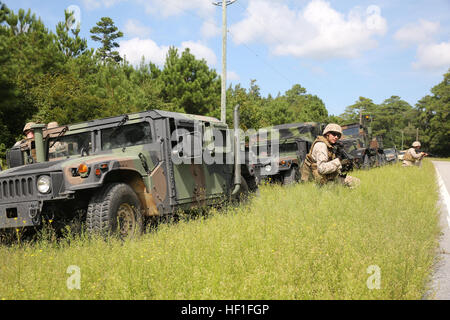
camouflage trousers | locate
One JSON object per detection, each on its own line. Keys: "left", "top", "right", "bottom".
{"left": 402, "top": 160, "right": 422, "bottom": 167}
{"left": 337, "top": 175, "right": 361, "bottom": 188}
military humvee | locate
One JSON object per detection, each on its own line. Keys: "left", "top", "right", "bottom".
{"left": 0, "top": 107, "right": 256, "bottom": 236}
{"left": 248, "top": 122, "right": 324, "bottom": 185}
{"left": 341, "top": 123, "right": 385, "bottom": 169}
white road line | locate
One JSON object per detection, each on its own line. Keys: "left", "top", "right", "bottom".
{"left": 435, "top": 166, "right": 450, "bottom": 228}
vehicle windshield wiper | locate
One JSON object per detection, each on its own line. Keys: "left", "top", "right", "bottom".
{"left": 110, "top": 115, "right": 129, "bottom": 138}
{"left": 49, "top": 126, "right": 68, "bottom": 149}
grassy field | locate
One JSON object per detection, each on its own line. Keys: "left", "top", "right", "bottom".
{"left": 0, "top": 159, "right": 441, "bottom": 299}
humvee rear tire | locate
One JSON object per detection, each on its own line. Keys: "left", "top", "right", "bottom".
{"left": 86, "top": 183, "right": 143, "bottom": 237}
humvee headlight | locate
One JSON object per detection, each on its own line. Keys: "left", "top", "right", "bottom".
{"left": 37, "top": 175, "right": 52, "bottom": 194}
{"left": 264, "top": 164, "right": 272, "bottom": 172}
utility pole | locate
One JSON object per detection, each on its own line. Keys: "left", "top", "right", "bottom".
{"left": 213, "top": 0, "right": 237, "bottom": 124}
{"left": 401, "top": 130, "right": 404, "bottom": 150}
{"left": 416, "top": 128, "right": 419, "bottom": 141}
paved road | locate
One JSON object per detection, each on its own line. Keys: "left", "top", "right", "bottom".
{"left": 427, "top": 161, "right": 450, "bottom": 300}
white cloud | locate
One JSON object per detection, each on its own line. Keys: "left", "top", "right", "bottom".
{"left": 119, "top": 38, "right": 169, "bottom": 66}
{"left": 136, "top": 0, "right": 214, "bottom": 18}
{"left": 80, "top": 0, "right": 125, "bottom": 10}
{"left": 180, "top": 41, "right": 217, "bottom": 66}
{"left": 227, "top": 71, "right": 240, "bottom": 82}
{"left": 394, "top": 19, "right": 440, "bottom": 46}
{"left": 201, "top": 20, "right": 221, "bottom": 39}
{"left": 394, "top": 19, "right": 448, "bottom": 72}
{"left": 124, "top": 19, "right": 152, "bottom": 38}
{"left": 119, "top": 38, "right": 217, "bottom": 67}
{"left": 229, "top": 0, "right": 387, "bottom": 60}
{"left": 413, "top": 42, "right": 450, "bottom": 71}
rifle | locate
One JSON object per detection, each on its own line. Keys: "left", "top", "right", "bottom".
{"left": 333, "top": 141, "right": 354, "bottom": 177}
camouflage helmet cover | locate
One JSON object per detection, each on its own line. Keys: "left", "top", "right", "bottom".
{"left": 412, "top": 141, "right": 421, "bottom": 148}
{"left": 323, "top": 123, "right": 343, "bottom": 136}
{"left": 23, "top": 122, "right": 36, "bottom": 133}
{"left": 47, "top": 121, "right": 59, "bottom": 129}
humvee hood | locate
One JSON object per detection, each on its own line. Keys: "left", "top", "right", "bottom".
{"left": 0, "top": 159, "right": 66, "bottom": 177}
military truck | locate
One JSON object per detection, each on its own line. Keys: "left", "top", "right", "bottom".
{"left": 248, "top": 122, "right": 324, "bottom": 185}
{"left": 0, "top": 106, "right": 256, "bottom": 236}
{"left": 341, "top": 122, "right": 385, "bottom": 169}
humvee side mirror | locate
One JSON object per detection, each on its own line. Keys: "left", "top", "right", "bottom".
{"left": 6, "top": 148, "right": 24, "bottom": 168}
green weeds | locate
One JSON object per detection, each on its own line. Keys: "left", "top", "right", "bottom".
{"left": 0, "top": 160, "right": 440, "bottom": 299}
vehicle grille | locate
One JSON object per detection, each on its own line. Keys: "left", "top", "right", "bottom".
{"left": 0, "top": 176, "right": 35, "bottom": 200}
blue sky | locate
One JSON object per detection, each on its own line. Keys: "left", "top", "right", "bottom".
{"left": 5, "top": 0, "right": 450, "bottom": 116}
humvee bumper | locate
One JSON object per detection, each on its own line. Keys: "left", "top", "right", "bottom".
{"left": 0, "top": 201, "right": 41, "bottom": 229}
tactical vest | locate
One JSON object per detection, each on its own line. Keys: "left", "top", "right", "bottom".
{"left": 403, "top": 148, "right": 415, "bottom": 162}
{"left": 300, "top": 136, "right": 339, "bottom": 185}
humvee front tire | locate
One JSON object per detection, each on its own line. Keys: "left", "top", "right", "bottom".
{"left": 86, "top": 183, "right": 143, "bottom": 237}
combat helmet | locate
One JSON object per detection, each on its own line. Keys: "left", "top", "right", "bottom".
{"left": 412, "top": 141, "right": 421, "bottom": 148}
{"left": 23, "top": 122, "right": 36, "bottom": 133}
{"left": 47, "top": 121, "right": 59, "bottom": 129}
{"left": 323, "top": 123, "right": 343, "bottom": 136}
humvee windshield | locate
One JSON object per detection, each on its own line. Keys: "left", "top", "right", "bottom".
{"left": 341, "top": 140, "right": 357, "bottom": 152}
{"left": 48, "top": 132, "right": 92, "bottom": 159}
{"left": 343, "top": 127, "right": 359, "bottom": 137}
{"left": 102, "top": 122, "right": 152, "bottom": 150}
{"left": 251, "top": 143, "right": 288, "bottom": 157}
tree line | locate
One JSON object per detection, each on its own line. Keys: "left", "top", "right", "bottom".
{"left": 0, "top": 3, "right": 448, "bottom": 162}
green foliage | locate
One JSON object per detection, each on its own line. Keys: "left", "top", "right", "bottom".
{"left": 0, "top": 161, "right": 439, "bottom": 299}
{"left": 0, "top": 4, "right": 63, "bottom": 148}
{"left": 341, "top": 96, "right": 378, "bottom": 124}
{"left": 372, "top": 96, "right": 413, "bottom": 148}
{"left": 282, "top": 84, "right": 326, "bottom": 122}
{"left": 160, "top": 47, "right": 221, "bottom": 115}
{"left": 414, "top": 70, "right": 450, "bottom": 156}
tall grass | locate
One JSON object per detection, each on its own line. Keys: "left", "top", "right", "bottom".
{"left": 0, "top": 160, "right": 440, "bottom": 299}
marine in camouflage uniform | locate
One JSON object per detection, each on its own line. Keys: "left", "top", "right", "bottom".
{"left": 402, "top": 141, "right": 427, "bottom": 167}
{"left": 13, "top": 122, "right": 36, "bottom": 147}
{"left": 300, "top": 123, "right": 360, "bottom": 188}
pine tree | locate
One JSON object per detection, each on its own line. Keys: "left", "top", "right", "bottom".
{"left": 160, "top": 47, "right": 220, "bottom": 115}
{"left": 90, "top": 17, "right": 123, "bottom": 63}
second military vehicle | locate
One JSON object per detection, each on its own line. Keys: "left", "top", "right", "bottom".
{"left": 341, "top": 121, "right": 386, "bottom": 169}
{"left": 248, "top": 122, "right": 324, "bottom": 185}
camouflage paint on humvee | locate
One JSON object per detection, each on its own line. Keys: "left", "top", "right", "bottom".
{"left": 248, "top": 122, "right": 324, "bottom": 185}
{"left": 0, "top": 108, "right": 255, "bottom": 235}
{"left": 341, "top": 123, "right": 385, "bottom": 169}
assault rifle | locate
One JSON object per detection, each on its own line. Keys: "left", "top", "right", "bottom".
{"left": 333, "top": 141, "right": 354, "bottom": 177}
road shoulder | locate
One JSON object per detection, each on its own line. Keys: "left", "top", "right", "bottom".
{"left": 425, "top": 161, "right": 450, "bottom": 299}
